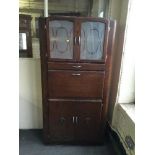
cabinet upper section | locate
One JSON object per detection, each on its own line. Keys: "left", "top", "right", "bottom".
{"left": 43, "top": 16, "right": 110, "bottom": 63}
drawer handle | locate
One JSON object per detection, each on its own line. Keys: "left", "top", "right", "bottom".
{"left": 72, "top": 73, "right": 81, "bottom": 76}
{"left": 72, "top": 65, "right": 82, "bottom": 68}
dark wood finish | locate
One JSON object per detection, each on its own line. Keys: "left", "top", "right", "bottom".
{"left": 39, "top": 18, "right": 49, "bottom": 143}
{"left": 75, "top": 102, "right": 102, "bottom": 142}
{"left": 49, "top": 101, "right": 75, "bottom": 142}
{"left": 48, "top": 62, "right": 105, "bottom": 71}
{"left": 19, "top": 14, "right": 32, "bottom": 58}
{"left": 49, "top": 12, "right": 82, "bottom": 16}
{"left": 48, "top": 98, "right": 102, "bottom": 102}
{"left": 49, "top": 101, "right": 102, "bottom": 143}
{"left": 48, "top": 70, "right": 104, "bottom": 98}
{"left": 19, "top": 14, "right": 32, "bottom": 28}
{"left": 101, "top": 20, "right": 116, "bottom": 126}
{"left": 39, "top": 16, "right": 116, "bottom": 144}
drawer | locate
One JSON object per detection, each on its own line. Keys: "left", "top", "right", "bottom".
{"left": 48, "top": 71, "right": 104, "bottom": 98}
{"left": 48, "top": 62, "right": 105, "bottom": 71}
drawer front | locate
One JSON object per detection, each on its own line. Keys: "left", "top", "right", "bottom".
{"left": 48, "top": 71, "right": 104, "bottom": 98}
{"left": 48, "top": 62, "right": 105, "bottom": 71}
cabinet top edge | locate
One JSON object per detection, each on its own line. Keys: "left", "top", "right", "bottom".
{"left": 39, "top": 16, "right": 109, "bottom": 22}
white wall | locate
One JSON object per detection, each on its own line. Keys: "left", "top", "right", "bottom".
{"left": 117, "top": 0, "right": 135, "bottom": 103}
{"left": 111, "top": 0, "right": 135, "bottom": 154}
{"left": 111, "top": 0, "right": 134, "bottom": 122}
{"left": 107, "top": 0, "right": 130, "bottom": 122}
{"left": 19, "top": 58, "right": 43, "bottom": 129}
{"left": 19, "top": 11, "right": 42, "bottom": 129}
{"left": 117, "top": 45, "right": 135, "bottom": 103}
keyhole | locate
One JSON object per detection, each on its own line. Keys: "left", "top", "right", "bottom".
{"left": 85, "top": 117, "right": 91, "bottom": 124}
{"left": 60, "top": 117, "right": 66, "bottom": 125}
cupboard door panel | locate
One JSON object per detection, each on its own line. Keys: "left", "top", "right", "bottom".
{"left": 48, "top": 71, "right": 104, "bottom": 98}
{"left": 49, "top": 101, "right": 75, "bottom": 141}
{"left": 75, "top": 102, "right": 102, "bottom": 142}
{"left": 80, "top": 22, "right": 105, "bottom": 60}
{"left": 49, "top": 20, "right": 74, "bottom": 59}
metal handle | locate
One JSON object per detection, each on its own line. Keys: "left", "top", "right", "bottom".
{"left": 76, "top": 117, "right": 78, "bottom": 124}
{"left": 74, "top": 37, "right": 77, "bottom": 45}
{"left": 72, "top": 73, "right": 81, "bottom": 76}
{"left": 73, "top": 116, "right": 75, "bottom": 123}
{"left": 66, "top": 39, "right": 70, "bottom": 43}
{"left": 77, "top": 36, "right": 80, "bottom": 45}
{"left": 72, "top": 65, "right": 82, "bottom": 68}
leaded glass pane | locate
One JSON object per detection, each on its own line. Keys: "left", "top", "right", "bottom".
{"left": 49, "top": 20, "right": 73, "bottom": 59}
{"left": 80, "top": 22, "right": 105, "bottom": 60}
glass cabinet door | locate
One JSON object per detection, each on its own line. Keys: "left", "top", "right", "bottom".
{"left": 80, "top": 22, "right": 105, "bottom": 60}
{"left": 49, "top": 20, "right": 74, "bottom": 59}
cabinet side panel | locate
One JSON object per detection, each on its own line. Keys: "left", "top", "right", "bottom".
{"left": 39, "top": 18, "right": 49, "bottom": 143}
{"left": 102, "top": 20, "right": 116, "bottom": 126}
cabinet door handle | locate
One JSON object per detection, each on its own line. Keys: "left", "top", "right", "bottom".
{"left": 78, "top": 36, "right": 81, "bottom": 45}
{"left": 72, "top": 73, "right": 81, "bottom": 76}
{"left": 73, "top": 116, "right": 75, "bottom": 124}
{"left": 72, "top": 65, "right": 82, "bottom": 68}
{"left": 74, "top": 37, "right": 77, "bottom": 45}
{"left": 76, "top": 116, "right": 78, "bottom": 124}
{"left": 66, "top": 39, "right": 70, "bottom": 43}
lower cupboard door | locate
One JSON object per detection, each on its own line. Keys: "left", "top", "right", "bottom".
{"left": 49, "top": 102, "right": 75, "bottom": 142}
{"left": 75, "top": 102, "right": 102, "bottom": 142}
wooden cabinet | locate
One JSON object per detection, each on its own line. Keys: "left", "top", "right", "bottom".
{"left": 39, "top": 16, "right": 116, "bottom": 144}
{"left": 19, "top": 14, "right": 32, "bottom": 57}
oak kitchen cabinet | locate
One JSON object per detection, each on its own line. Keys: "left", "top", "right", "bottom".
{"left": 39, "top": 16, "right": 116, "bottom": 143}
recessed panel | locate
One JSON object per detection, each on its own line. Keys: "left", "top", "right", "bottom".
{"left": 48, "top": 71, "right": 104, "bottom": 98}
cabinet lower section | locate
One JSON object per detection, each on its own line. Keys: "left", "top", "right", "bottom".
{"left": 47, "top": 100, "right": 103, "bottom": 143}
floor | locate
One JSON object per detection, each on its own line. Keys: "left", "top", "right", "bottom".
{"left": 19, "top": 130, "right": 125, "bottom": 155}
